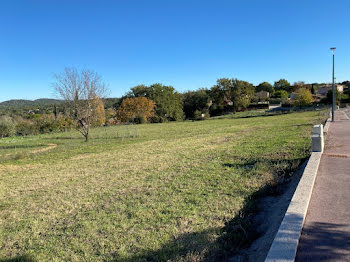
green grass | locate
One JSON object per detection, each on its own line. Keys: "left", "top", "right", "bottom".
{"left": 0, "top": 110, "right": 327, "bottom": 261}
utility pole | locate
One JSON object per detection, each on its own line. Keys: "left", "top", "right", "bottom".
{"left": 330, "top": 47, "right": 336, "bottom": 122}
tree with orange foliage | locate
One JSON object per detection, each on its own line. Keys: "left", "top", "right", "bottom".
{"left": 116, "top": 97, "right": 155, "bottom": 123}
{"left": 92, "top": 95, "right": 106, "bottom": 126}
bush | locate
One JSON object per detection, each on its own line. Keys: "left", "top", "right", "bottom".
{"left": 34, "top": 114, "right": 59, "bottom": 134}
{"left": 269, "top": 98, "right": 282, "bottom": 105}
{"left": 274, "top": 90, "right": 289, "bottom": 99}
{"left": 193, "top": 110, "right": 209, "bottom": 120}
{"left": 16, "top": 119, "right": 38, "bottom": 136}
{"left": 133, "top": 116, "right": 147, "bottom": 124}
{"left": 57, "top": 115, "right": 75, "bottom": 131}
{"left": 281, "top": 101, "right": 293, "bottom": 107}
{"left": 0, "top": 116, "right": 16, "bottom": 138}
{"left": 150, "top": 115, "right": 167, "bottom": 123}
{"left": 341, "top": 93, "right": 350, "bottom": 104}
{"left": 293, "top": 88, "right": 313, "bottom": 107}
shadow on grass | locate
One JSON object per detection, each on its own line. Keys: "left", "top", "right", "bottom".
{"left": 108, "top": 186, "right": 271, "bottom": 262}
{"left": 0, "top": 144, "right": 46, "bottom": 150}
{"left": 223, "top": 157, "right": 308, "bottom": 180}
{"left": 0, "top": 158, "right": 309, "bottom": 262}
{"left": 234, "top": 112, "right": 289, "bottom": 120}
{"left": 289, "top": 123, "right": 314, "bottom": 127}
{"left": 107, "top": 157, "right": 307, "bottom": 262}
{"left": 110, "top": 228, "right": 220, "bottom": 262}
{"left": 42, "top": 136, "right": 81, "bottom": 140}
{"left": 211, "top": 112, "right": 286, "bottom": 121}
{"left": 0, "top": 255, "right": 36, "bottom": 262}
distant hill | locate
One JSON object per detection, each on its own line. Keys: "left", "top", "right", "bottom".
{"left": 0, "top": 98, "right": 63, "bottom": 110}
{"left": 0, "top": 98, "right": 121, "bottom": 113}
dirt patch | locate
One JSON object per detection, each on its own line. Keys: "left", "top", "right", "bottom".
{"left": 70, "top": 154, "right": 93, "bottom": 160}
{"left": 0, "top": 163, "right": 41, "bottom": 173}
{"left": 228, "top": 160, "right": 307, "bottom": 262}
{"left": 31, "top": 143, "right": 57, "bottom": 154}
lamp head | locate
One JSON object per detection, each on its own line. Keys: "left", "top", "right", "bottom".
{"left": 330, "top": 47, "right": 336, "bottom": 54}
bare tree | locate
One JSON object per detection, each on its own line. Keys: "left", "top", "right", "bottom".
{"left": 53, "top": 67, "right": 108, "bottom": 142}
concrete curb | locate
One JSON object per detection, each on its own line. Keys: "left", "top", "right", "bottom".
{"left": 264, "top": 111, "right": 330, "bottom": 261}
{"left": 264, "top": 152, "right": 322, "bottom": 262}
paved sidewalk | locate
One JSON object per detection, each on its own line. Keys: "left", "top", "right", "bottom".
{"left": 295, "top": 109, "right": 350, "bottom": 261}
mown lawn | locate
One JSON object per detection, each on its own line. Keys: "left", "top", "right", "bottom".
{"left": 0, "top": 110, "right": 327, "bottom": 261}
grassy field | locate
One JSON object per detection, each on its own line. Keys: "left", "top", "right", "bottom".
{"left": 0, "top": 110, "right": 327, "bottom": 261}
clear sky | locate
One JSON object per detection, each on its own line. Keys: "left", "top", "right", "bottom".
{"left": 1, "top": 0, "right": 349, "bottom": 102}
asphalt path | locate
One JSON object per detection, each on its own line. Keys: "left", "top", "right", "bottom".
{"left": 296, "top": 109, "right": 350, "bottom": 261}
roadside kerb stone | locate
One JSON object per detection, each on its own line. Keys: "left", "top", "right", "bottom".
{"left": 264, "top": 151, "right": 323, "bottom": 262}
{"left": 311, "top": 125, "right": 324, "bottom": 152}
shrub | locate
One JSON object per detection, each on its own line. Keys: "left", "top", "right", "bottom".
{"left": 193, "top": 110, "right": 209, "bottom": 120}
{"left": 341, "top": 93, "right": 350, "bottom": 104}
{"left": 150, "top": 115, "right": 167, "bottom": 123}
{"left": 34, "top": 114, "right": 59, "bottom": 134}
{"left": 16, "top": 119, "right": 38, "bottom": 136}
{"left": 274, "top": 90, "right": 289, "bottom": 99}
{"left": 269, "top": 98, "right": 282, "bottom": 105}
{"left": 0, "top": 116, "right": 16, "bottom": 138}
{"left": 293, "top": 88, "right": 313, "bottom": 107}
{"left": 57, "top": 115, "right": 75, "bottom": 131}
{"left": 105, "top": 108, "right": 117, "bottom": 125}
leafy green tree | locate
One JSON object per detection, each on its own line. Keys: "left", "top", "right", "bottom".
{"left": 208, "top": 79, "right": 228, "bottom": 116}
{"left": 210, "top": 78, "right": 231, "bottom": 105}
{"left": 256, "top": 82, "right": 274, "bottom": 94}
{"left": 231, "top": 79, "right": 255, "bottom": 111}
{"left": 128, "top": 83, "right": 183, "bottom": 122}
{"left": 129, "top": 85, "right": 149, "bottom": 98}
{"left": 183, "top": 89, "right": 211, "bottom": 119}
{"left": 274, "top": 79, "right": 291, "bottom": 92}
{"left": 293, "top": 88, "right": 313, "bottom": 107}
{"left": 274, "top": 90, "right": 289, "bottom": 99}
{"left": 326, "top": 89, "right": 342, "bottom": 106}
{"left": 209, "top": 78, "right": 255, "bottom": 114}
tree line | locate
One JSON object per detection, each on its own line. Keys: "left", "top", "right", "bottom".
{"left": 1, "top": 67, "right": 349, "bottom": 141}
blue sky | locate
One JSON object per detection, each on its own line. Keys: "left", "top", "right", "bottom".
{"left": 0, "top": 0, "right": 349, "bottom": 102}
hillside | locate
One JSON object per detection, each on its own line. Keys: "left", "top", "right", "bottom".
{"left": 0, "top": 98, "right": 120, "bottom": 112}
{"left": 0, "top": 98, "right": 63, "bottom": 110}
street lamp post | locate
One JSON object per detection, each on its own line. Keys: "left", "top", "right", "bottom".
{"left": 330, "top": 47, "right": 336, "bottom": 122}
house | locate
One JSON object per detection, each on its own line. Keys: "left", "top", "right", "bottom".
{"left": 255, "top": 91, "right": 270, "bottom": 100}
{"left": 317, "top": 84, "right": 344, "bottom": 96}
